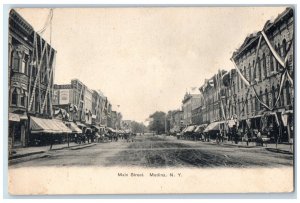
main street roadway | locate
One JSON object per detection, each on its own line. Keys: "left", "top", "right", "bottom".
{"left": 10, "top": 133, "right": 293, "bottom": 168}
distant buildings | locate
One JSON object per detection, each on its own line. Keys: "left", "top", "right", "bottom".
{"left": 53, "top": 79, "right": 122, "bottom": 132}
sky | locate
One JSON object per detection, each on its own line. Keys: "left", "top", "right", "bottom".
{"left": 15, "top": 7, "right": 286, "bottom": 123}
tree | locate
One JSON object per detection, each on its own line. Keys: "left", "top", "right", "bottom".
{"left": 148, "top": 111, "right": 166, "bottom": 135}
{"left": 131, "top": 121, "right": 147, "bottom": 134}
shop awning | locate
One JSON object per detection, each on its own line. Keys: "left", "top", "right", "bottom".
{"left": 30, "top": 117, "right": 72, "bottom": 134}
{"left": 92, "top": 125, "right": 100, "bottom": 130}
{"left": 76, "top": 122, "right": 86, "bottom": 128}
{"left": 185, "top": 125, "right": 196, "bottom": 133}
{"left": 68, "top": 122, "right": 82, "bottom": 134}
{"left": 9, "top": 113, "right": 28, "bottom": 122}
{"left": 204, "top": 121, "right": 223, "bottom": 133}
{"left": 106, "top": 127, "right": 116, "bottom": 133}
{"left": 9, "top": 113, "right": 20, "bottom": 122}
{"left": 181, "top": 127, "right": 188, "bottom": 133}
{"left": 194, "top": 124, "right": 208, "bottom": 133}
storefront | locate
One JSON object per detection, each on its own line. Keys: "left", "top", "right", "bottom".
{"left": 29, "top": 116, "right": 72, "bottom": 146}
{"left": 9, "top": 113, "right": 28, "bottom": 148}
{"left": 281, "top": 110, "right": 294, "bottom": 143}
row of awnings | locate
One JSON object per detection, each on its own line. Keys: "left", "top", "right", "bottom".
{"left": 183, "top": 111, "right": 292, "bottom": 133}
{"left": 10, "top": 113, "right": 133, "bottom": 135}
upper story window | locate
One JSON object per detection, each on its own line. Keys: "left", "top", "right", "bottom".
{"left": 11, "top": 46, "right": 29, "bottom": 75}
{"left": 11, "top": 88, "right": 18, "bottom": 106}
{"left": 282, "top": 39, "right": 287, "bottom": 57}
{"left": 262, "top": 53, "right": 267, "bottom": 78}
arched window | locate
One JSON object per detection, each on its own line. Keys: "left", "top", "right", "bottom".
{"left": 255, "top": 97, "right": 259, "bottom": 112}
{"left": 286, "top": 81, "right": 291, "bottom": 105}
{"left": 277, "top": 43, "right": 282, "bottom": 57}
{"left": 272, "top": 86, "right": 276, "bottom": 107}
{"left": 237, "top": 74, "right": 240, "bottom": 92}
{"left": 280, "top": 83, "right": 285, "bottom": 106}
{"left": 237, "top": 99, "right": 240, "bottom": 115}
{"left": 241, "top": 97, "right": 244, "bottom": 115}
{"left": 258, "top": 57, "right": 261, "bottom": 81}
{"left": 248, "top": 63, "right": 251, "bottom": 82}
{"left": 20, "top": 90, "right": 26, "bottom": 107}
{"left": 11, "top": 88, "right": 18, "bottom": 105}
{"left": 249, "top": 94, "right": 253, "bottom": 113}
{"left": 265, "top": 89, "right": 269, "bottom": 107}
{"left": 275, "top": 45, "right": 279, "bottom": 71}
{"left": 263, "top": 53, "right": 267, "bottom": 78}
{"left": 252, "top": 60, "right": 256, "bottom": 81}
{"left": 270, "top": 51, "right": 274, "bottom": 72}
{"left": 12, "top": 51, "right": 20, "bottom": 71}
{"left": 240, "top": 69, "right": 243, "bottom": 89}
{"left": 259, "top": 90, "right": 263, "bottom": 110}
{"left": 21, "top": 56, "right": 27, "bottom": 74}
{"left": 282, "top": 39, "right": 287, "bottom": 57}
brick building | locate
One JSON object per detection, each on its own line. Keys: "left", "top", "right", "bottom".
{"left": 182, "top": 93, "right": 202, "bottom": 126}
{"left": 8, "top": 9, "right": 58, "bottom": 148}
{"left": 196, "top": 7, "right": 294, "bottom": 142}
{"left": 230, "top": 7, "right": 294, "bottom": 142}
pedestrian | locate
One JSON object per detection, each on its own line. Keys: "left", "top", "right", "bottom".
{"left": 257, "top": 130, "right": 263, "bottom": 146}
{"left": 244, "top": 131, "right": 249, "bottom": 146}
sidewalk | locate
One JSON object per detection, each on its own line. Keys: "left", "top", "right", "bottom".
{"left": 10, "top": 142, "right": 96, "bottom": 160}
{"left": 221, "top": 140, "right": 293, "bottom": 154}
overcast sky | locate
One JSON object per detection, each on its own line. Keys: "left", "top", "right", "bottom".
{"left": 16, "top": 7, "right": 286, "bottom": 123}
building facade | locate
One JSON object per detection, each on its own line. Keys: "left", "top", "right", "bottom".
{"left": 182, "top": 93, "right": 202, "bottom": 126}
{"left": 230, "top": 7, "right": 294, "bottom": 142}
{"left": 9, "top": 9, "right": 56, "bottom": 148}
{"left": 195, "top": 8, "right": 294, "bottom": 142}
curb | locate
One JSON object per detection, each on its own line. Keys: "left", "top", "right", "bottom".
{"left": 71, "top": 143, "right": 96, "bottom": 150}
{"left": 9, "top": 143, "right": 96, "bottom": 160}
{"left": 9, "top": 150, "right": 46, "bottom": 160}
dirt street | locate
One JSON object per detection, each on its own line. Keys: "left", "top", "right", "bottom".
{"left": 10, "top": 134, "right": 293, "bottom": 168}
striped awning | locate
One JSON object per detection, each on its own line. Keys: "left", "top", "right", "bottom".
{"left": 9, "top": 113, "right": 20, "bottom": 122}
{"left": 30, "top": 116, "right": 72, "bottom": 134}
{"left": 204, "top": 121, "right": 224, "bottom": 133}
{"left": 67, "top": 122, "right": 82, "bottom": 134}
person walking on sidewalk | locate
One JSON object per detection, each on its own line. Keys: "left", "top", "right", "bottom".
{"left": 256, "top": 130, "right": 263, "bottom": 146}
